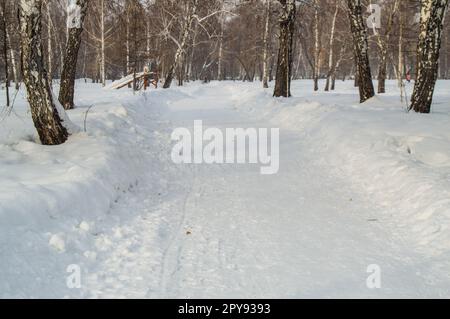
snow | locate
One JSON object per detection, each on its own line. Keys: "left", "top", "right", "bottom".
{"left": 1, "top": 79, "right": 450, "bottom": 298}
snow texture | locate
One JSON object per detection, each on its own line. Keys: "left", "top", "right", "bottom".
{"left": 1, "top": 80, "right": 450, "bottom": 298}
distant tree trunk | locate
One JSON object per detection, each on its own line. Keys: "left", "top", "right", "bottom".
{"left": 410, "top": 0, "right": 449, "bottom": 113}
{"left": 331, "top": 45, "right": 346, "bottom": 91}
{"left": 325, "top": 1, "right": 339, "bottom": 92}
{"left": 187, "top": 20, "right": 198, "bottom": 81}
{"left": 126, "top": 6, "right": 130, "bottom": 75}
{"left": 376, "top": 0, "right": 399, "bottom": 94}
{"left": 19, "top": 0, "right": 69, "bottom": 145}
{"left": 100, "top": 0, "right": 106, "bottom": 86}
{"left": 217, "top": 10, "right": 225, "bottom": 81}
{"left": 164, "top": 0, "right": 198, "bottom": 89}
{"left": 398, "top": 5, "right": 405, "bottom": 102}
{"left": 262, "top": 0, "right": 271, "bottom": 88}
{"left": 0, "top": 0, "right": 9, "bottom": 107}
{"left": 346, "top": 0, "right": 375, "bottom": 103}
{"left": 377, "top": 44, "right": 387, "bottom": 94}
{"left": 331, "top": 74, "right": 336, "bottom": 90}
{"left": 59, "top": 0, "right": 89, "bottom": 110}
{"left": 274, "top": 0, "right": 296, "bottom": 97}
{"left": 313, "top": 2, "right": 321, "bottom": 91}
{"left": 6, "top": 26, "right": 19, "bottom": 90}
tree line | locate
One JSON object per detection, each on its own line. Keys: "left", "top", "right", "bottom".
{"left": 0, "top": 0, "right": 449, "bottom": 146}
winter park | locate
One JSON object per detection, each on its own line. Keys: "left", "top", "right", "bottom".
{"left": 1, "top": 0, "right": 450, "bottom": 300}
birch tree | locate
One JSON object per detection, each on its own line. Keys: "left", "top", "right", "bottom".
{"left": 410, "top": 0, "right": 449, "bottom": 113}
{"left": 274, "top": 0, "right": 296, "bottom": 97}
{"left": 217, "top": 5, "right": 225, "bottom": 81}
{"left": 59, "top": 0, "right": 89, "bottom": 110}
{"left": 163, "top": 0, "right": 199, "bottom": 89}
{"left": 19, "top": 0, "right": 69, "bottom": 145}
{"left": 324, "top": 0, "right": 340, "bottom": 92}
{"left": 1, "top": 0, "right": 9, "bottom": 106}
{"left": 346, "top": 0, "right": 375, "bottom": 103}
{"left": 313, "top": 0, "right": 321, "bottom": 91}
{"left": 373, "top": 0, "right": 399, "bottom": 94}
{"left": 262, "top": 0, "right": 272, "bottom": 88}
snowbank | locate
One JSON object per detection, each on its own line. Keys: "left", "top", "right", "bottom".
{"left": 232, "top": 80, "right": 450, "bottom": 257}
{"left": 0, "top": 83, "right": 155, "bottom": 297}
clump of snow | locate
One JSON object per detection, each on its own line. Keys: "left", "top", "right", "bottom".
{"left": 78, "top": 221, "right": 91, "bottom": 232}
{"left": 53, "top": 92, "right": 81, "bottom": 134}
{"left": 49, "top": 234, "right": 66, "bottom": 253}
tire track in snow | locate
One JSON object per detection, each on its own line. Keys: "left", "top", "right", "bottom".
{"left": 151, "top": 164, "right": 197, "bottom": 298}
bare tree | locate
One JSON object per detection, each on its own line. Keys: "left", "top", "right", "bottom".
{"left": 163, "top": 0, "right": 199, "bottom": 88}
{"left": 6, "top": 0, "right": 446, "bottom": 96}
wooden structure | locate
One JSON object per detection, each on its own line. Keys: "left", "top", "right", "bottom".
{"left": 107, "top": 67, "right": 158, "bottom": 90}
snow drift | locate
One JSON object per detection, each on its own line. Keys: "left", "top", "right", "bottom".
{"left": 0, "top": 83, "right": 156, "bottom": 297}
{"left": 232, "top": 80, "right": 450, "bottom": 257}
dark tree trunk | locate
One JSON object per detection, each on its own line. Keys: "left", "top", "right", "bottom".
{"left": 410, "top": 0, "right": 449, "bottom": 113}
{"left": 262, "top": 0, "right": 271, "bottom": 89}
{"left": 59, "top": 0, "right": 89, "bottom": 110}
{"left": 163, "top": 65, "right": 175, "bottom": 89}
{"left": 274, "top": 0, "right": 296, "bottom": 97}
{"left": 347, "top": 0, "right": 375, "bottom": 103}
{"left": 354, "top": 66, "right": 359, "bottom": 87}
{"left": 0, "top": 1, "right": 9, "bottom": 107}
{"left": 377, "top": 51, "right": 387, "bottom": 94}
{"left": 314, "top": 77, "right": 319, "bottom": 91}
{"left": 19, "top": 0, "right": 68, "bottom": 145}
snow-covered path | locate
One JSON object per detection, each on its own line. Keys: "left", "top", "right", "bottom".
{"left": 77, "top": 83, "right": 450, "bottom": 298}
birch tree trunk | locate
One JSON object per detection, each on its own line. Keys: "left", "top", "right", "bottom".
{"left": 274, "top": 0, "right": 295, "bottom": 97}
{"left": 6, "top": 25, "right": 19, "bottom": 90}
{"left": 313, "top": 2, "right": 321, "bottom": 91}
{"left": 163, "top": 0, "right": 198, "bottom": 89}
{"left": 187, "top": 21, "right": 198, "bottom": 81}
{"left": 410, "top": 0, "right": 449, "bottom": 113}
{"left": 59, "top": 0, "right": 89, "bottom": 110}
{"left": 262, "top": 0, "right": 271, "bottom": 88}
{"left": 325, "top": 1, "right": 339, "bottom": 92}
{"left": 331, "top": 45, "right": 346, "bottom": 90}
{"left": 126, "top": 8, "right": 130, "bottom": 75}
{"left": 217, "top": 10, "right": 225, "bottom": 81}
{"left": 346, "top": 0, "right": 375, "bottom": 103}
{"left": 146, "top": 19, "right": 151, "bottom": 65}
{"left": 398, "top": 4, "right": 404, "bottom": 100}
{"left": 100, "top": 0, "right": 106, "bottom": 86}
{"left": 0, "top": 0, "right": 9, "bottom": 106}
{"left": 376, "top": 0, "right": 399, "bottom": 94}
{"left": 46, "top": 3, "right": 52, "bottom": 83}
{"left": 19, "top": 0, "right": 69, "bottom": 145}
